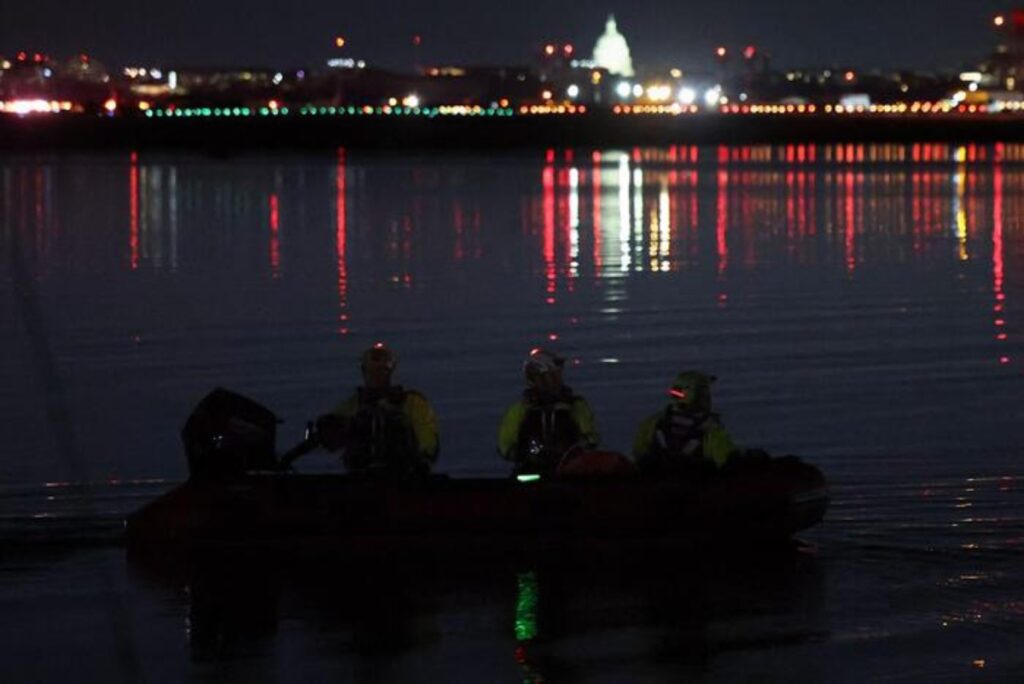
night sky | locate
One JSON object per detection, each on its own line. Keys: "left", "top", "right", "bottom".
{"left": 1, "top": 1, "right": 1012, "bottom": 72}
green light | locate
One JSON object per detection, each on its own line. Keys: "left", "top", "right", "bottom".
{"left": 347, "top": 107, "right": 355, "bottom": 115}
{"left": 242, "top": 107, "right": 251, "bottom": 116}
{"left": 515, "top": 571, "right": 539, "bottom": 641}
{"left": 280, "top": 107, "right": 289, "bottom": 115}
{"left": 329, "top": 107, "right": 337, "bottom": 115}
{"left": 516, "top": 474, "right": 541, "bottom": 483}
{"left": 233, "top": 108, "right": 242, "bottom": 116}
{"left": 320, "top": 107, "right": 328, "bottom": 115}
{"left": 201, "top": 108, "right": 211, "bottom": 117}
{"left": 260, "top": 107, "right": 270, "bottom": 116}
{"left": 145, "top": 110, "right": 153, "bottom": 118}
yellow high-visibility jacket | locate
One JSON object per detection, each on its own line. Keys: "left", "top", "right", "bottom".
{"left": 633, "top": 409, "right": 735, "bottom": 469}
{"left": 498, "top": 390, "right": 598, "bottom": 469}
{"left": 332, "top": 387, "right": 438, "bottom": 472}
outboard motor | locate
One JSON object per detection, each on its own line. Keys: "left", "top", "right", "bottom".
{"left": 182, "top": 388, "right": 280, "bottom": 479}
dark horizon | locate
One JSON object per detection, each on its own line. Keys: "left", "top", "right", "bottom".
{"left": 2, "top": 0, "right": 1014, "bottom": 73}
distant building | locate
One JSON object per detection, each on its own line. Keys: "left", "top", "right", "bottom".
{"left": 593, "top": 15, "right": 635, "bottom": 77}
{"left": 989, "top": 10, "right": 1024, "bottom": 90}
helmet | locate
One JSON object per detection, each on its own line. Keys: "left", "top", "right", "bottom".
{"left": 668, "top": 371, "right": 716, "bottom": 411}
{"left": 523, "top": 348, "right": 565, "bottom": 384}
{"left": 361, "top": 342, "right": 397, "bottom": 372}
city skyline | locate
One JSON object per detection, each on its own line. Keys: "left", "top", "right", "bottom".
{"left": 2, "top": 0, "right": 1015, "bottom": 72}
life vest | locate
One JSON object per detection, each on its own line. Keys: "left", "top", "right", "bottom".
{"left": 344, "top": 386, "right": 419, "bottom": 474}
{"left": 515, "top": 387, "right": 584, "bottom": 472}
{"left": 652, "top": 406, "right": 718, "bottom": 462}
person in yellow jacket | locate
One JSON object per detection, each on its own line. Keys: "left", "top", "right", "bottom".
{"left": 633, "top": 371, "right": 737, "bottom": 473}
{"left": 498, "top": 348, "right": 599, "bottom": 475}
{"left": 316, "top": 343, "right": 439, "bottom": 477}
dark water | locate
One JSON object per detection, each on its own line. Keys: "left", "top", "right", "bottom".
{"left": 1, "top": 145, "right": 1022, "bottom": 681}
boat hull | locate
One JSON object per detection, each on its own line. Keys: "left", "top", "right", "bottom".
{"left": 126, "top": 456, "right": 828, "bottom": 558}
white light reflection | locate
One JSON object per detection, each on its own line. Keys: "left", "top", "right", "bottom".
{"left": 618, "top": 155, "right": 631, "bottom": 272}
{"left": 632, "top": 167, "right": 643, "bottom": 271}
{"left": 659, "top": 181, "right": 670, "bottom": 271}
{"left": 953, "top": 149, "right": 968, "bottom": 261}
{"left": 168, "top": 167, "right": 179, "bottom": 272}
{"left": 569, "top": 167, "right": 580, "bottom": 278}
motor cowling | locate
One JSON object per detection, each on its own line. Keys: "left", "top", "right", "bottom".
{"left": 182, "top": 388, "right": 280, "bottom": 479}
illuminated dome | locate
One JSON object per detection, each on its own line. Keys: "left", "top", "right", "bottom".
{"left": 593, "top": 15, "right": 635, "bottom": 77}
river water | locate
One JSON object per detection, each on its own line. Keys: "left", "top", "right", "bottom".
{"left": 1, "top": 145, "right": 1022, "bottom": 681}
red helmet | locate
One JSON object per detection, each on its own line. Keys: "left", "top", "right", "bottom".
{"left": 361, "top": 342, "right": 396, "bottom": 372}
{"left": 523, "top": 348, "right": 565, "bottom": 384}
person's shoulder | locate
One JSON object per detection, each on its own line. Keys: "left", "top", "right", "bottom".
{"left": 334, "top": 391, "right": 361, "bottom": 414}
{"left": 502, "top": 397, "right": 529, "bottom": 416}
{"left": 402, "top": 389, "right": 434, "bottom": 406}
{"left": 570, "top": 392, "right": 594, "bottom": 408}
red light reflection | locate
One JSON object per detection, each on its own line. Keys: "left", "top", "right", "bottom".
{"left": 268, "top": 193, "right": 280, "bottom": 277}
{"left": 542, "top": 163, "right": 556, "bottom": 303}
{"left": 129, "top": 152, "right": 139, "bottom": 270}
{"left": 336, "top": 149, "right": 349, "bottom": 335}
{"left": 993, "top": 163, "right": 1008, "bottom": 364}
{"left": 591, "top": 151, "right": 603, "bottom": 274}
{"left": 716, "top": 168, "right": 728, "bottom": 275}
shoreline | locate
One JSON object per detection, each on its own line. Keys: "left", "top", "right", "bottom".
{"left": 3, "top": 112, "right": 1024, "bottom": 152}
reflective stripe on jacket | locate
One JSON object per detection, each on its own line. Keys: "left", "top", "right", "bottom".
{"left": 498, "top": 388, "right": 598, "bottom": 472}
{"left": 633, "top": 406, "right": 735, "bottom": 470}
{"left": 333, "top": 386, "right": 438, "bottom": 473}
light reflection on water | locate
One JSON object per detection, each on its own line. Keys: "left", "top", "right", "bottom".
{"left": 1, "top": 145, "right": 1023, "bottom": 679}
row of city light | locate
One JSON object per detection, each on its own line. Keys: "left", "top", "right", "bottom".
{"left": 520, "top": 104, "right": 587, "bottom": 115}
{"left": 143, "top": 104, "right": 518, "bottom": 119}
{"left": 612, "top": 104, "right": 701, "bottom": 114}
{"left": 606, "top": 102, "right": 991, "bottom": 116}
{"left": 0, "top": 98, "right": 1009, "bottom": 119}
{"left": 0, "top": 99, "right": 74, "bottom": 114}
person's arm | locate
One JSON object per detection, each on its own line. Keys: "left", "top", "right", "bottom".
{"left": 404, "top": 392, "right": 439, "bottom": 464}
{"left": 632, "top": 413, "right": 659, "bottom": 460}
{"left": 498, "top": 401, "right": 527, "bottom": 460}
{"left": 316, "top": 394, "right": 359, "bottom": 452}
{"left": 703, "top": 424, "right": 737, "bottom": 469}
{"left": 570, "top": 398, "right": 599, "bottom": 449}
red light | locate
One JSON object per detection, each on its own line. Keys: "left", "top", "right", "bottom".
{"left": 412, "top": 35, "right": 422, "bottom": 46}
{"left": 669, "top": 389, "right": 687, "bottom": 400}
{"left": 17, "top": 51, "right": 27, "bottom": 61}
{"left": 563, "top": 44, "right": 574, "bottom": 56}
{"left": 743, "top": 45, "right": 756, "bottom": 60}
{"left": 33, "top": 53, "right": 42, "bottom": 63}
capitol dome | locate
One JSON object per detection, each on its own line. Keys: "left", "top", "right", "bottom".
{"left": 593, "top": 15, "right": 635, "bottom": 77}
